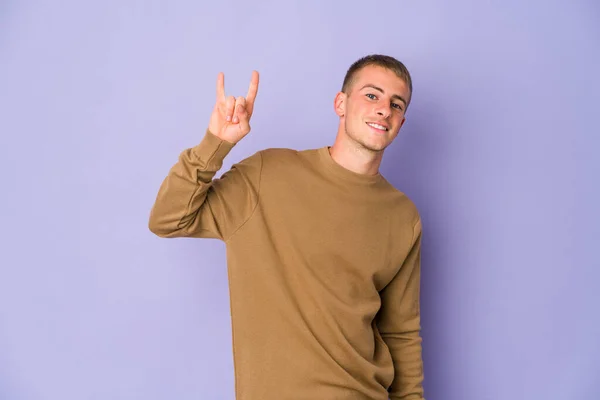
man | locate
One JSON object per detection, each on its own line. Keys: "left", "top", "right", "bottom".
{"left": 149, "top": 54, "right": 424, "bottom": 400}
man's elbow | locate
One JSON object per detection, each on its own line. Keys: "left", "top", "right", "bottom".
{"left": 148, "top": 220, "right": 165, "bottom": 237}
{"left": 148, "top": 214, "right": 175, "bottom": 238}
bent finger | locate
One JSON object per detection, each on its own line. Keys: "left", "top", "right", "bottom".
{"left": 236, "top": 102, "right": 250, "bottom": 134}
{"left": 224, "top": 95, "right": 235, "bottom": 122}
{"left": 232, "top": 96, "right": 246, "bottom": 123}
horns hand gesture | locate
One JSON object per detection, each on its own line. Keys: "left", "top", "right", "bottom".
{"left": 208, "top": 71, "right": 259, "bottom": 144}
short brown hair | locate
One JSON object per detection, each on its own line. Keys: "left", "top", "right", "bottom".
{"left": 341, "top": 54, "right": 413, "bottom": 105}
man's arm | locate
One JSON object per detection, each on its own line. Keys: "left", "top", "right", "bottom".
{"left": 148, "top": 70, "right": 261, "bottom": 240}
{"left": 148, "top": 130, "right": 262, "bottom": 240}
{"left": 377, "top": 218, "right": 424, "bottom": 400}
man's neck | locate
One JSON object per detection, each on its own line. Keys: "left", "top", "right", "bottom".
{"left": 328, "top": 138, "right": 383, "bottom": 176}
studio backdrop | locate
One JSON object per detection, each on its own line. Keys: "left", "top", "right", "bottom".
{"left": 0, "top": 1, "right": 598, "bottom": 399}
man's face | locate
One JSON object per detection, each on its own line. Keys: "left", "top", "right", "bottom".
{"left": 336, "top": 65, "right": 410, "bottom": 152}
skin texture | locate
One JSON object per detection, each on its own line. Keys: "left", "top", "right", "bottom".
{"left": 330, "top": 65, "right": 411, "bottom": 176}
{"left": 210, "top": 64, "right": 411, "bottom": 176}
{"left": 209, "top": 70, "right": 259, "bottom": 144}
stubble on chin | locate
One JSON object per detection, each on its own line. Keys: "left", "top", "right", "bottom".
{"left": 345, "top": 126, "right": 389, "bottom": 154}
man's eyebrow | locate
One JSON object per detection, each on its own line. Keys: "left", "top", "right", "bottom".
{"left": 360, "top": 84, "right": 407, "bottom": 107}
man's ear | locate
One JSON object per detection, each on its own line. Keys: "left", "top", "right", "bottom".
{"left": 334, "top": 92, "right": 346, "bottom": 117}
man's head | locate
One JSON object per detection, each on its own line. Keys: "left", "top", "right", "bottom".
{"left": 341, "top": 55, "right": 413, "bottom": 104}
{"left": 334, "top": 55, "right": 413, "bottom": 153}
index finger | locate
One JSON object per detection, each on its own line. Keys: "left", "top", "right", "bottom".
{"left": 245, "top": 70, "right": 259, "bottom": 112}
{"left": 216, "top": 72, "right": 225, "bottom": 101}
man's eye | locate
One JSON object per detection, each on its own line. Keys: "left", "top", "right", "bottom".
{"left": 366, "top": 94, "right": 377, "bottom": 100}
{"left": 392, "top": 103, "right": 403, "bottom": 111}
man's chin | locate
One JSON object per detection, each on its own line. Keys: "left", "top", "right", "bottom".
{"left": 344, "top": 130, "right": 391, "bottom": 153}
{"left": 358, "top": 140, "right": 388, "bottom": 153}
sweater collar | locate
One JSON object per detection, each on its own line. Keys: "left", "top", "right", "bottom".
{"left": 318, "top": 147, "right": 384, "bottom": 186}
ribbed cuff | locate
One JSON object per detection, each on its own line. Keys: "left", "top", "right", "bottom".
{"left": 191, "top": 129, "right": 236, "bottom": 171}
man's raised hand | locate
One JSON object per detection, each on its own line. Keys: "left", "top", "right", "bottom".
{"left": 208, "top": 70, "right": 259, "bottom": 144}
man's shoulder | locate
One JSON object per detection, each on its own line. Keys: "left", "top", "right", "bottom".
{"left": 257, "top": 146, "right": 321, "bottom": 166}
{"left": 258, "top": 146, "right": 319, "bottom": 157}
{"left": 378, "top": 178, "right": 421, "bottom": 224}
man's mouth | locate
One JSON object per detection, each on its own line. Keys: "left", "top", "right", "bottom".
{"left": 366, "top": 122, "right": 389, "bottom": 132}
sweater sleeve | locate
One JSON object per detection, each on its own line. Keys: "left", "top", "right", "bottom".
{"left": 376, "top": 218, "right": 424, "bottom": 400}
{"left": 148, "top": 130, "right": 262, "bottom": 241}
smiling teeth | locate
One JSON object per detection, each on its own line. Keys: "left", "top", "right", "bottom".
{"left": 368, "top": 123, "right": 388, "bottom": 131}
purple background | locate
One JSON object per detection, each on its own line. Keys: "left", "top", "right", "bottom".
{"left": 1, "top": 1, "right": 599, "bottom": 399}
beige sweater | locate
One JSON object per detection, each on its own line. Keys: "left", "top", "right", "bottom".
{"left": 149, "top": 131, "right": 424, "bottom": 400}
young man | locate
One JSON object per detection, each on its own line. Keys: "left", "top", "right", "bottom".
{"left": 149, "top": 55, "right": 424, "bottom": 400}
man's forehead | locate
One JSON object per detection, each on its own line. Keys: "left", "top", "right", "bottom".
{"left": 353, "top": 66, "right": 409, "bottom": 91}
{"left": 352, "top": 66, "right": 408, "bottom": 96}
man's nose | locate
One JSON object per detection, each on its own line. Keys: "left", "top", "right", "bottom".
{"left": 375, "top": 104, "right": 391, "bottom": 118}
